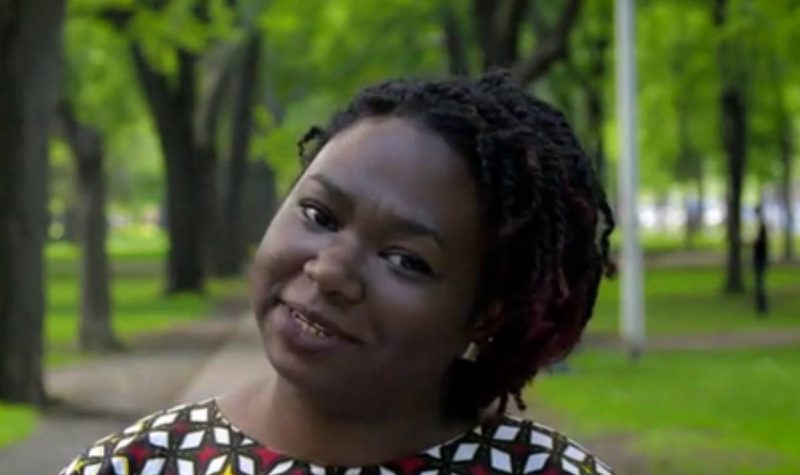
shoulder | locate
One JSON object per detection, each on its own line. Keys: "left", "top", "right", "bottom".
{"left": 464, "top": 415, "right": 614, "bottom": 475}
{"left": 59, "top": 399, "right": 222, "bottom": 475}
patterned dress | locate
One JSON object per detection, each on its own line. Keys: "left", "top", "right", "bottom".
{"left": 60, "top": 399, "right": 613, "bottom": 475}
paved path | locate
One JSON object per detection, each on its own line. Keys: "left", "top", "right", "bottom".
{"left": 0, "top": 317, "right": 244, "bottom": 474}
{"left": 178, "top": 314, "right": 272, "bottom": 403}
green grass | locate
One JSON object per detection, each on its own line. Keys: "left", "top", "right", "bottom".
{"left": 0, "top": 236, "right": 247, "bottom": 448}
{"left": 528, "top": 347, "right": 800, "bottom": 475}
{"left": 587, "top": 264, "right": 800, "bottom": 336}
{"left": 46, "top": 233, "right": 167, "bottom": 263}
{"left": 622, "top": 229, "right": 800, "bottom": 257}
{"left": 0, "top": 403, "right": 39, "bottom": 448}
{"left": 636, "top": 230, "right": 725, "bottom": 254}
{"left": 46, "top": 265, "right": 246, "bottom": 366}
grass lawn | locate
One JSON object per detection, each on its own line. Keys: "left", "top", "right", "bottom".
{"left": 587, "top": 264, "right": 800, "bottom": 336}
{"left": 528, "top": 346, "right": 800, "bottom": 475}
{"left": 0, "top": 238, "right": 247, "bottom": 449}
{"left": 0, "top": 403, "right": 38, "bottom": 448}
{"left": 621, "top": 229, "right": 800, "bottom": 257}
{"left": 46, "top": 262, "right": 246, "bottom": 366}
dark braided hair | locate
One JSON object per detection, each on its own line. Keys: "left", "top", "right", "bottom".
{"left": 296, "top": 71, "right": 615, "bottom": 420}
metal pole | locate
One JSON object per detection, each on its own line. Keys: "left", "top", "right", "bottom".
{"left": 615, "top": 0, "right": 645, "bottom": 358}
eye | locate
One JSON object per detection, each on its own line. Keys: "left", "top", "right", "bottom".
{"left": 382, "top": 251, "right": 434, "bottom": 277}
{"left": 300, "top": 202, "right": 338, "bottom": 230}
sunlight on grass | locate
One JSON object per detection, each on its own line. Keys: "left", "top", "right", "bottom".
{"left": 587, "top": 265, "right": 800, "bottom": 335}
{"left": 0, "top": 403, "right": 39, "bottom": 448}
{"left": 45, "top": 267, "right": 247, "bottom": 366}
{"left": 528, "top": 347, "right": 800, "bottom": 475}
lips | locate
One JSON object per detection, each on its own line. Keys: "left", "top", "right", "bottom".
{"left": 281, "top": 301, "right": 360, "bottom": 343}
{"left": 288, "top": 307, "right": 335, "bottom": 338}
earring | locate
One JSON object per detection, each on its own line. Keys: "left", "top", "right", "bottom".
{"left": 460, "top": 342, "right": 480, "bottom": 363}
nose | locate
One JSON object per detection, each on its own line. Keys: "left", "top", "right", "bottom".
{"left": 303, "top": 238, "right": 365, "bottom": 304}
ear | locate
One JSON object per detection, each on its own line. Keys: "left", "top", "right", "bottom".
{"left": 468, "top": 300, "right": 504, "bottom": 344}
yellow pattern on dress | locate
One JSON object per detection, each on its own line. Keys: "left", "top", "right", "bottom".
{"left": 222, "top": 463, "right": 237, "bottom": 475}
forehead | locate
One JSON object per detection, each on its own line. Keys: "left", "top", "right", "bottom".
{"left": 300, "top": 117, "right": 484, "bottom": 240}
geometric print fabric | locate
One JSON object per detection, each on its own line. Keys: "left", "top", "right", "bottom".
{"left": 60, "top": 399, "right": 613, "bottom": 475}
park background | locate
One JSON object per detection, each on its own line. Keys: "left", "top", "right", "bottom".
{"left": 1, "top": 1, "right": 799, "bottom": 474}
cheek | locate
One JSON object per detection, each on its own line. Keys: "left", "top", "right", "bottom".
{"left": 370, "top": 281, "right": 471, "bottom": 354}
{"left": 365, "top": 285, "right": 471, "bottom": 388}
{"left": 250, "top": 210, "right": 308, "bottom": 310}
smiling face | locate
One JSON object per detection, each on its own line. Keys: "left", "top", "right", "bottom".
{"left": 250, "top": 117, "right": 487, "bottom": 416}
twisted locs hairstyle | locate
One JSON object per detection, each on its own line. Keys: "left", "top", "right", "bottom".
{"left": 297, "top": 71, "right": 615, "bottom": 420}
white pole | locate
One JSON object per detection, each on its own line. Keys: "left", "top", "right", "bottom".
{"left": 615, "top": 0, "right": 645, "bottom": 358}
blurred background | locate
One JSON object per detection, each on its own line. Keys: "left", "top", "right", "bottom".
{"left": 1, "top": 0, "right": 798, "bottom": 474}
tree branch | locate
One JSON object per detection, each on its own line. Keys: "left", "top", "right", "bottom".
{"left": 473, "top": 0, "right": 500, "bottom": 69}
{"left": 196, "top": 49, "right": 235, "bottom": 149}
{"left": 527, "top": 0, "right": 551, "bottom": 38}
{"left": 512, "top": 0, "right": 583, "bottom": 85}
{"left": 497, "top": 0, "right": 529, "bottom": 66}
{"left": 130, "top": 43, "right": 174, "bottom": 122}
{"left": 440, "top": 3, "right": 469, "bottom": 75}
{"left": 57, "top": 99, "right": 103, "bottom": 172}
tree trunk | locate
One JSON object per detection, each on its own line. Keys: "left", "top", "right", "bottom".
{"left": 685, "top": 171, "right": 705, "bottom": 248}
{"left": 473, "top": 0, "right": 528, "bottom": 68}
{"left": 58, "top": 101, "right": 120, "bottom": 352}
{"left": 473, "top": 0, "right": 502, "bottom": 69}
{"left": 0, "top": 0, "right": 65, "bottom": 404}
{"left": 217, "top": 32, "right": 260, "bottom": 276}
{"left": 720, "top": 87, "right": 746, "bottom": 293}
{"left": 131, "top": 45, "right": 205, "bottom": 294}
{"left": 715, "top": 0, "right": 746, "bottom": 294}
{"left": 197, "top": 49, "right": 233, "bottom": 276}
{"left": 440, "top": 3, "right": 469, "bottom": 75}
{"left": 513, "top": 0, "right": 582, "bottom": 85}
{"left": 472, "top": 0, "right": 581, "bottom": 84}
{"left": 676, "top": 97, "right": 703, "bottom": 249}
{"left": 584, "top": 33, "right": 608, "bottom": 184}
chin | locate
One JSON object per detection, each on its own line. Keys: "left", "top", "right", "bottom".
{"left": 260, "top": 314, "right": 327, "bottom": 386}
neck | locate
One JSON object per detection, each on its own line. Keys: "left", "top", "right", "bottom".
{"left": 237, "top": 375, "right": 474, "bottom": 466}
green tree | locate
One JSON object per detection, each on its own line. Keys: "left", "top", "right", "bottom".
{"left": 745, "top": 0, "right": 798, "bottom": 263}
{"left": 714, "top": 0, "right": 750, "bottom": 293}
{"left": 57, "top": 100, "right": 121, "bottom": 352}
{"left": 77, "top": 0, "right": 244, "bottom": 293}
{"left": 56, "top": 10, "right": 143, "bottom": 351}
{"left": 636, "top": 0, "right": 719, "bottom": 245}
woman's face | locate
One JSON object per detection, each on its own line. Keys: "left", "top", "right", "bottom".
{"left": 250, "top": 117, "right": 487, "bottom": 413}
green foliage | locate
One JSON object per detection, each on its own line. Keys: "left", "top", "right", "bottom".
{"left": 741, "top": 0, "right": 800, "bottom": 183}
{"left": 529, "top": 346, "right": 800, "bottom": 474}
{"left": 258, "top": 0, "right": 442, "bottom": 103}
{"left": 56, "top": 0, "right": 800, "bottom": 214}
{"left": 251, "top": 0, "right": 447, "bottom": 195}
{"left": 61, "top": 3, "right": 166, "bottom": 211}
{"left": 128, "top": 0, "right": 239, "bottom": 75}
{"left": 252, "top": 92, "right": 339, "bottom": 194}
{"left": 636, "top": 1, "right": 720, "bottom": 191}
{"left": 64, "top": 16, "right": 140, "bottom": 135}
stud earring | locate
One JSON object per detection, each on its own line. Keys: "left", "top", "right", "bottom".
{"left": 460, "top": 342, "right": 480, "bottom": 363}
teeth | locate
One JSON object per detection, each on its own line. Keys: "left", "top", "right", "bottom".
{"left": 290, "top": 308, "right": 334, "bottom": 338}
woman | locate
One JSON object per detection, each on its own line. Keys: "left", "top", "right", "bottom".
{"left": 62, "top": 72, "right": 615, "bottom": 475}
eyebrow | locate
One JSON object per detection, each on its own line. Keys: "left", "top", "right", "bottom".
{"left": 307, "top": 173, "right": 446, "bottom": 249}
